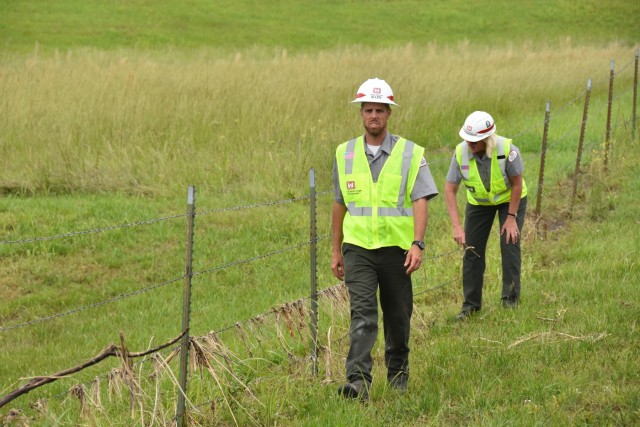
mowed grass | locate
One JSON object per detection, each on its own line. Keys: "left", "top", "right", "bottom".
{"left": 1, "top": 1, "right": 639, "bottom": 424}
{"left": 2, "top": 0, "right": 639, "bottom": 53}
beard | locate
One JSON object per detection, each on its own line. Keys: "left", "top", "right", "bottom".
{"left": 364, "top": 122, "right": 385, "bottom": 137}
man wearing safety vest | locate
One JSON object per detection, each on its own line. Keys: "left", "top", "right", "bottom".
{"left": 331, "top": 78, "right": 438, "bottom": 400}
{"left": 444, "top": 111, "right": 528, "bottom": 320}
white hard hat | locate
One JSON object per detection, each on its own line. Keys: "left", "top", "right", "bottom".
{"left": 351, "top": 78, "right": 398, "bottom": 106}
{"left": 459, "top": 111, "right": 496, "bottom": 142}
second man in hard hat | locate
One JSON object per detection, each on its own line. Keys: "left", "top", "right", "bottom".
{"left": 331, "top": 78, "right": 438, "bottom": 399}
{"left": 444, "top": 111, "right": 528, "bottom": 320}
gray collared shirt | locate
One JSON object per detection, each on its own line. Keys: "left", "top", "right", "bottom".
{"left": 333, "top": 132, "right": 439, "bottom": 204}
{"left": 446, "top": 138, "right": 524, "bottom": 191}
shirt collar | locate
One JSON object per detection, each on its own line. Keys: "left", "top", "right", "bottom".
{"left": 468, "top": 147, "right": 489, "bottom": 161}
{"left": 363, "top": 132, "right": 392, "bottom": 154}
{"left": 380, "top": 132, "right": 393, "bottom": 154}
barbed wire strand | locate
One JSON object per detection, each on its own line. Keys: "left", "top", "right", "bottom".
{"left": 0, "top": 275, "right": 185, "bottom": 333}
{"left": 0, "top": 192, "right": 333, "bottom": 246}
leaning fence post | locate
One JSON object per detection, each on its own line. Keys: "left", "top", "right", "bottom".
{"left": 604, "top": 59, "right": 615, "bottom": 171}
{"left": 534, "top": 101, "right": 550, "bottom": 231}
{"left": 176, "top": 185, "right": 196, "bottom": 427}
{"left": 308, "top": 168, "right": 319, "bottom": 376}
{"left": 633, "top": 48, "right": 639, "bottom": 142}
{"left": 570, "top": 80, "right": 592, "bottom": 214}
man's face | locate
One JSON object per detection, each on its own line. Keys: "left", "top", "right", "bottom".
{"left": 360, "top": 102, "right": 391, "bottom": 137}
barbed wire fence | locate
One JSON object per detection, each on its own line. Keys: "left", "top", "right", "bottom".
{"left": 0, "top": 48, "right": 638, "bottom": 426}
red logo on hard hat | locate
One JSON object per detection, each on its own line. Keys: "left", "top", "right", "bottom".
{"left": 373, "top": 88, "right": 381, "bottom": 94}
{"left": 466, "top": 125, "right": 472, "bottom": 131}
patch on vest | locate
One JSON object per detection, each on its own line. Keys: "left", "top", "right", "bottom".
{"left": 508, "top": 151, "right": 518, "bottom": 162}
{"left": 345, "top": 151, "right": 355, "bottom": 159}
{"left": 464, "top": 184, "right": 476, "bottom": 193}
{"left": 346, "top": 181, "right": 362, "bottom": 197}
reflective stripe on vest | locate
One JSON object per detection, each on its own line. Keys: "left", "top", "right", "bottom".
{"left": 460, "top": 136, "right": 510, "bottom": 190}
{"left": 457, "top": 137, "right": 526, "bottom": 205}
{"left": 337, "top": 136, "right": 424, "bottom": 249}
{"left": 343, "top": 137, "right": 415, "bottom": 217}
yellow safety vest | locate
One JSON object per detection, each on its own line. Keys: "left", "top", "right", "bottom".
{"left": 336, "top": 136, "right": 424, "bottom": 250}
{"left": 455, "top": 136, "right": 527, "bottom": 205}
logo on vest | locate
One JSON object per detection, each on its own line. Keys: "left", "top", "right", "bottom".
{"left": 465, "top": 184, "right": 476, "bottom": 193}
{"left": 346, "top": 180, "right": 361, "bottom": 197}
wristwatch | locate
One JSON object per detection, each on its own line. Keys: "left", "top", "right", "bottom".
{"left": 412, "top": 240, "right": 425, "bottom": 250}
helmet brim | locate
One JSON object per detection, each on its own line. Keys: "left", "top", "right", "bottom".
{"left": 351, "top": 98, "right": 398, "bottom": 106}
{"left": 458, "top": 126, "right": 496, "bottom": 142}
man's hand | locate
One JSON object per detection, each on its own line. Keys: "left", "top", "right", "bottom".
{"left": 331, "top": 253, "right": 345, "bottom": 280}
{"left": 404, "top": 246, "right": 423, "bottom": 275}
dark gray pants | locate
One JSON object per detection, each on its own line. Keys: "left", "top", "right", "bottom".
{"left": 342, "top": 243, "right": 413, "bottom": 385}
{"left": 462, "top": 197, "right": 527, "bottom": 311}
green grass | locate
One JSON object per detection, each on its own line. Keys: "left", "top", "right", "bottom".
{"left": 2, "top": 0, "right": 639, "bottom": 53}
{"left": 1, "top": 1, "right": 639, "bottom": 425}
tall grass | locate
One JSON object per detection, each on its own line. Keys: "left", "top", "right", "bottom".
{"left": 1, "top": 43, "right": 635, "bottom": 199}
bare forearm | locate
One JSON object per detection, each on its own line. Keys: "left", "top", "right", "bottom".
{"left": 444, "top": 182, "right": 462, "bottom": 228}
{"left": 332, "top": 202, "right": 347, "bottom": 253}
{"left": 412, "top": 197, "right": 428, "bottom": 241}
{"left": 508, "top": 175, "right": 523, "bottom": 214}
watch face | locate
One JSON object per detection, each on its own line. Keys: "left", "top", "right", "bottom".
{"left": 413, "top": 241, "right": 425, "bottom": 250}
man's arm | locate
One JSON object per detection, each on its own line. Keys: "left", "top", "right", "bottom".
{"left": 444, "top": 181, "right": 465, "bottom": 246}
{"left": 404, "top": 197, "right": 427, "bottom": 275}
{"left": 331, "top": 202, "right": 347, "bottom": 279}
{"left": 501, "top": 174, "right": 523, "bottom": 244}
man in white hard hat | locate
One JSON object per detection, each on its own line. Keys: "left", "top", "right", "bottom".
{"left": 444, "top": 111, "right": 528, "bottom": 320}
{"left": 331, "top": 78, "right": 438, "bottom": 399}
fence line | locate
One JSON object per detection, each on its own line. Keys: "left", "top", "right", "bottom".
{"left": 0, "top": 275, "right": 185, "bottom": 333}
{"left": 0, "top": 192, "right": 333, "bottom": 246}
{"left": 2, "top": 245, "right": 463, "bottom": 413}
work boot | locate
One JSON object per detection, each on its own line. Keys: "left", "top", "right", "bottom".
{"left": 388, "top": 374, "right": 408, "bottom": 391}
{"left": 456, "top": 307, "right": 479, "bottom": 320}
{"left": 501, "top": 299, "right": 519, "bottom": 309}
{"left": 338, "top": 380, "right": 369, "bottom": 401}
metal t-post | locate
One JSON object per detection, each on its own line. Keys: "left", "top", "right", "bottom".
{"left": 570, "top": 80, "right": 592, "bottom": 214}
{"left": 308, "top": 169, "right": 319, "bottom": 376}
{"left": 534, "top": 101, "right": 550, "bottom": 228}
{"left": 176, "top": 185, "right": 195, "bottom": 427}
{"left": 604, "top": 60, "right": 615, "bottom": 171}
{"left": 633, "top": 49, "right": 639, "bottom": 142}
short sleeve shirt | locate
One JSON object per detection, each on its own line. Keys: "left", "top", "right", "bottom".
{"left": 333, "top": 132, "right": 439, "bottom": 204}
{"left": 446, "top": 139, "right": 524, "bottom": 191}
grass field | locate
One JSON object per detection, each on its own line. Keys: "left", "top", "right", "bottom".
{"left": 2, "top": 0, "right": 639, "bottom": 53}
{"left": 0, "top": 1, "right": 639, "bottom": 425}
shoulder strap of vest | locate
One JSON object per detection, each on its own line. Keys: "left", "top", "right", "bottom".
{"left": 343, "top": 136, "right": 362, "bottom": 175}
{"left": 495, "top": 136, "right": 511, "bottom": 188}
{"left": 456, "top": 142, "right": 470, "bottom": 180}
